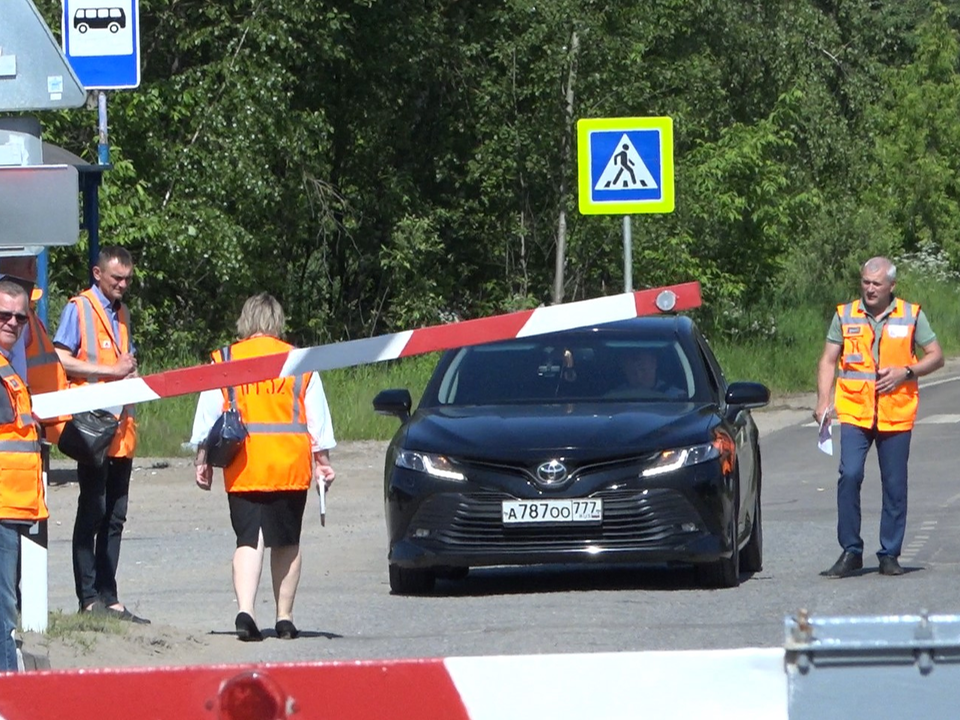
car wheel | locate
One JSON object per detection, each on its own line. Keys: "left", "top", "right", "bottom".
{"left": 740, "top": 478, "right": 763, "bottom": 573}
{"left": 696, "top": 489, "right": 740, "bottom": 589}
{"left": 109, "top": 22, "right": 120, "bottom": 33}
{"left": 389, "top": 563, "right": 435, "bottom": 595}
{"left": 77, "top": 23, "right": 88, "bottom": 33}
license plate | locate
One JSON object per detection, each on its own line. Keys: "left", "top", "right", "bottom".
{"left": 502, "top": 499, "right": 603, "bottom": 524}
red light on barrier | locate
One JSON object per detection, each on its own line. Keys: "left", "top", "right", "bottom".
{"left": 217, "top": 671, "right": 293, "bottom": 720}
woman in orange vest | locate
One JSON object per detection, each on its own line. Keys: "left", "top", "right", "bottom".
{"left": 0, "top": 280, "right": 45, "bottom": 672}
{"left": 191, "top": 293, "right": 336, "bottom": 641}
{"left": 814, "top": 257, "right": 943, "bottom": 579}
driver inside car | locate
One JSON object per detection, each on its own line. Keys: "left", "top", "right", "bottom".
{"left": 610, "top": 349, "right": 685, "bottom": 399}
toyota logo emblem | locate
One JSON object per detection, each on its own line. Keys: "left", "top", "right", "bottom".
{"left": 536, "top": 459, "right": 568, "bottom": 484}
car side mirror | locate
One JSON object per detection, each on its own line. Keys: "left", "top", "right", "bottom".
{"left": 373, "top": 388, "right": 413, "bottom": 422}
{"left": 724, "top": 381, "right": 770, "bottom": 410}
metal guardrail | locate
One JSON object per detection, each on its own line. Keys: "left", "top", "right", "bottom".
{"left": 785, "top": 610, "right": 960, "bottom": 719}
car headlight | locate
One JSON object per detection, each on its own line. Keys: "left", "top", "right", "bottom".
{"left": 641, "top": 442, "right": 721, "bottom": 478}
{"left": 395, "top": 450, "right": 466, "bottom": 481}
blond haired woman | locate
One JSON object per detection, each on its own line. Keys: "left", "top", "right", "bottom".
{"left": 190, "top": 293, "right": 336, "bottom": 641}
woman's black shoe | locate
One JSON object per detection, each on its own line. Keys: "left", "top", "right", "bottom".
{"left": 235, "top": 612, "right": 263, "bottom": 642}
{"left": 275, "top": 619, "right": 299, "bottom": 640}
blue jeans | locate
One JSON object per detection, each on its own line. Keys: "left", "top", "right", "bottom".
{"left": 0, "top": 522, "right": 20, "bottom": 672}
{"left": 837, "top": 423, "right": 911, "bottom": 558}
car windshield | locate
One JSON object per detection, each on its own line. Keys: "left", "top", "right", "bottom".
{"left": 434, "top": 334, "right": 700, "bottom": 405}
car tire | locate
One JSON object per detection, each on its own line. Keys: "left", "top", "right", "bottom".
{"left": 740, "top": 456, "right": 763, "bottom": 573}
{"left": 696, "top": 488, "right": 740, "bottom": 589}
{"left": 435, "top": 566, "right": 469, "bottom": 581}
{"left": 389, "top": 563, "right": 435, "bottom": 595}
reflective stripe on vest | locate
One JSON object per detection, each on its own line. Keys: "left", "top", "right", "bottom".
{"left": 0, "top": 439, "right": 41, "bottom": 452}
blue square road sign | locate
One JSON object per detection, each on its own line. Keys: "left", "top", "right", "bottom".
{"left": 63, "top": 0, "right": 140, "bottom": 89}
{"left": 577, "top": 117, "right": 674, "bottom": 215}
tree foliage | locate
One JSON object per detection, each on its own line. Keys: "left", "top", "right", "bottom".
{"left": 15, "top": 0, "right": 960, "bottom": 358}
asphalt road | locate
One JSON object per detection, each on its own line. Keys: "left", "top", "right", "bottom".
{"left": 33, "top": 368, "right": 960, "bottom": 667}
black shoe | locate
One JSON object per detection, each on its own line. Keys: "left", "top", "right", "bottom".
{"left": 105, "top": 606, "right": 151, "bottom": 625}
{"left": 820, "top": 551, "right": 863, "bottom": 578}
{"left": 275, "top": 619, "right": 299, "bottom": 640}
{"left": 879, "top": 556, "right": 904, "bottom": 576}
{"left": 235, "top": 612, "right": 263, "bottom": 642}
{"left": 81, "top": 600, "right": 150, "bottom": 624}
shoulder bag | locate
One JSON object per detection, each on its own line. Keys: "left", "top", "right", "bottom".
{"left": 205, "top": 347, "right": 248, "bottom": 468}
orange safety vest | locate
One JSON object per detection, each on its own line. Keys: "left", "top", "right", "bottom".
{"left": 212, "top": 336, "right": 312, "bottom": 493}
{"left": 67, "top": 288, "right": 137, "bottom": 458}
{"left": 25, "top": 310, "right": 69, "bottom": 443}
{"left": 0, "top": 355, "right": 47, "bottom": 521}
{"left": 834, "top": 298, "right": 920, "bottom": 431}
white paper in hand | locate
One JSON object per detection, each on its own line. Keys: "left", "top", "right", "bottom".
{"left": 818, "top": 412, "right": 834, "bottom": 456}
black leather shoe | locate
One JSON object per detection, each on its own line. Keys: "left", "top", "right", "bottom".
{"left": 820, "top": 551, "right": 863, "bottom": 578}
{"left": 879, "top": 556, "right": 904, "bottom": 576}
{"left": 275, "top": 619, "right": 299, "bottom": 640}
{"left": 235, "top": 612, "right": 263, "bottom": 642}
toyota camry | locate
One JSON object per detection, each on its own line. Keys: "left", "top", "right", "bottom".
{"left": 373, "top": 315, "right": 769, "bottom": 594}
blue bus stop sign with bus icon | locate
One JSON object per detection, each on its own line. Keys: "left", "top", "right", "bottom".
{"left": 62, "top": 0, "right": 140, "bottom": 89}
{"left": 577, "top": 117, "right": 674, "bottom": 215}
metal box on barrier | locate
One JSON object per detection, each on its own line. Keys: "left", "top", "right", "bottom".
{"left": 785, "top": 610, "right": 960, "bottom": 719}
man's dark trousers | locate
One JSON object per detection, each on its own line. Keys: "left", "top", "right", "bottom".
{"left": 72, "top": 457, "right": 133, "bottom": 609}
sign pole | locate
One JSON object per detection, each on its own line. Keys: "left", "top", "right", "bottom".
{"left": 97, "top": 91, "right": 109, "bottom": 165}
{"left": 622, "top": 216, "right": 633, "bottom": 292}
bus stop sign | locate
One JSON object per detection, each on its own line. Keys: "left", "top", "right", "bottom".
{"left": 62, "top": 0, "right": 141, "bottom": 89}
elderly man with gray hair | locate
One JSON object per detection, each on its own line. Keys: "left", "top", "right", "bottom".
{"left": 814, "top": 257, "right": 943, "bottom": 579}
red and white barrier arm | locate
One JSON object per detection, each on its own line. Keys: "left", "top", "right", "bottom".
{"left": 31, "top": 282, "right": 701, "bottom": 420}
{"left": 0, "top": 647, "right": 786, "bottom": 719}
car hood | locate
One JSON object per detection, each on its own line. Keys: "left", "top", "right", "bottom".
{"left": 402, "top": 402, "right": 721, "bottom": 463}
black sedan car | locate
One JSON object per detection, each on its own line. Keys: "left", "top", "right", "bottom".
{"left": 373, "top": 315, "right": 769, "bottom": 594}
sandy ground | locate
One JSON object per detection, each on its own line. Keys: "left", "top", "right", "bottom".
{"left": 19, "top": 392, "right": 817, "bottom": 671}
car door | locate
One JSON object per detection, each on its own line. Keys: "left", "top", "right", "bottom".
{"left": 695, "top": 332, "right": 757, "bottom": 543}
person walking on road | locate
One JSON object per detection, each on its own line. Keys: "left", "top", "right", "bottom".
{"left": 191, "top": 293, "right": 336, "bottom": 642}
{"left": 0, "top": 280, "right": 46, "bottom": 671}
{"left": 53, "top": 246, "right": 149, "bottom": 623}
{"left": 814, "top": 257, "right": 943, "bottom": 578}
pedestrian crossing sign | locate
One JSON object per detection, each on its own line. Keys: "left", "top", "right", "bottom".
{"left": 577, "top": 116, "right": 674, "bottom": 215}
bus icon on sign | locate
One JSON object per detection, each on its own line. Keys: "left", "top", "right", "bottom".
{"left": 73, "top": 7, "right": 126, "bottom": 34}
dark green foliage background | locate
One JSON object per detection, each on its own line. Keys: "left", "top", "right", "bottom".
{"left": 20, "top": 1, "right": 960, "bottom": 361}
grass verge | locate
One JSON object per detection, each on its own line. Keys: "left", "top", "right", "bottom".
{"left": 37, "top": 610, "right": 127, "bottom": 654}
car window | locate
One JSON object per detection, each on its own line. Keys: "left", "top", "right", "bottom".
{"left": 435, "top": 335, "right": 700, "bottom": 405}
{"left": 694, "top": 335, "right": 726, "bottom": 399}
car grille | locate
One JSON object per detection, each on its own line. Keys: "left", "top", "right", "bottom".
{"left": 406, "top": 488, "right": 702, "bottom": 552}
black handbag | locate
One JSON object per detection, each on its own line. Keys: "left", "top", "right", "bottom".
{"left": 205, "top": 347, "right": 248, "bottom": 468}
{"left": 57, "top": 409, "right": 120, "bottom": 466}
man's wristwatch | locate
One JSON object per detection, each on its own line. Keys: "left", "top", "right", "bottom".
{"left": 904, "top": 366, "right": 916, "bottom": 381}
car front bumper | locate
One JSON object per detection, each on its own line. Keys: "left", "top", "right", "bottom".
{"left": 386, "top": 459, "right": 736, "bottom": 570}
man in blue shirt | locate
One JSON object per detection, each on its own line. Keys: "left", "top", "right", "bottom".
{"left": 53, "top": 246, "right": 148, "bottom": 624}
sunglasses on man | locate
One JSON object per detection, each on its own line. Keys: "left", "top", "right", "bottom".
{"left": 0, "top": 311, "right": 29, "bottom": 326}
